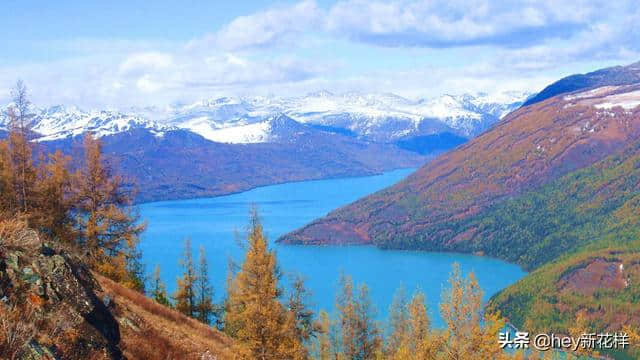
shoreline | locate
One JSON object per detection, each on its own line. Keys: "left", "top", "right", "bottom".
{"left": 136, "top": 166, "right": 419, "bottom": 206}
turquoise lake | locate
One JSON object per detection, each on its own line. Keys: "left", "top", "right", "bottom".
{"left": 139, "top": 168, "right": 526, "bottom": 327}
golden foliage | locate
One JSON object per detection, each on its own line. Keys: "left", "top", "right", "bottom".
{"left": 225, "top": 210, "right": 304, "bottom": 359}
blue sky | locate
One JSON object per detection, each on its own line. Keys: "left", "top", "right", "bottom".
{"left": 1, "top": 0, "right": 638, "bottom": 108}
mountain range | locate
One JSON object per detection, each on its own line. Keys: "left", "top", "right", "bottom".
{"left": 0, "top": 91, "right": 528, "bottom": 202}
{"left": 0, "top": 91, "right": 529, "bottom": 144}
{"left": 279, "top": 61, "right": 640, "bottom": 347}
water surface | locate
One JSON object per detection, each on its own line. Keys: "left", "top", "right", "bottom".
{"left": 139, "top": 169, "right": 526, "bottom": 326}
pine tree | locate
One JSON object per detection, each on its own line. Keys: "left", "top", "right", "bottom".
{"left": 284, "top": 275, "right": 316, "bottom": 359}
{"left": 287, "top": 275, "right": 317, "bottom": 345}
{"left": 196, "top": 246, "right": 215, "bottom": 324}
{"left": 224, "top": 209, "right": 300, "bottom": 359}
{"left": 151, "top": 265, "right": 171, "bottom": 307}
{"left": 175, "top": 238, "right": 197, "bottom": 318}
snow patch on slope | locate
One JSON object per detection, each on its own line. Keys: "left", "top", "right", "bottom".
{"left": 594, "top": 90, "right": 640, "bottom": 110}
{"left": 193, "top": 120, "right": 271, "bottom": 143}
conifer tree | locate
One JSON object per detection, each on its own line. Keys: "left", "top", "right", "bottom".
{"left": 7, "top": 81, "right": 35, "bottom": 214}
{"left": 337, "top": 274, "right": 357, "bottom": 358}
{"left": 175, "top": 238, "right": 197, "bottom": 318}
{"left": 568, "top": 312, "right": 599, "bottom": 357}
{"left": 33, "top": 151, "right": 74, "bottom": 242}
{"left": 151, "top": 265, "right": 171, "bottom": 307}
{"left": 439, "top": 263, "right": 506, "bottom": 360}
{"left": 0, "top": 140, "right": 16, "bottom": 216}
{"left": 315, "top": 310, "right": 334, "bottom": 360}
{"left": 407, "top": 291, "right": 437, "bottom": 359}
{"left": 225, "top": 209, "right": 301, "bottom": 359}
{"left": 74, "top": 133, "right": 146, "bottom": 286}
{"left": 284, "top": 275, "right": 317, "bottom": 359}
{"left": 196, "top": 246, "right": 215, "bottom": 324}
{"left": 387, "top": 285, "right": 409, "bottom": 356}
{"left": 287, "top": 275, "right": 317, "bottom": 345}
{"left": 337, "top": 274, "right": 381, "bottom": 360}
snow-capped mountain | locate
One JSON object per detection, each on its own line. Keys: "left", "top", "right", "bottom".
{"left": 0, "top": 105, "right": 170, "bottom": 141}
{"left": 155, "top": 91, "right": 529, "bottom": 143}
{"left": 0, "top": 91, "right": 530, "bottom": 144}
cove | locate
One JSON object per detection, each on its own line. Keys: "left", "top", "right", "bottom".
{"left": 139, "top": 168, "right": 526, "bottom": 326}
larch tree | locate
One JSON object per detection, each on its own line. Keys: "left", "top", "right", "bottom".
{"left": 439, "top": 263, "right": 506, "bottom": 360}
{"left": 224, "top": 209, "right": 301, "bottom": 359}
{"left": 151, "top": 265, "right": 171, "bottom": 307}
{"left": 407, "top": 291, "right": 438, "bottom": 360}
{"left": 7, "top": 80, "right": 35, "bottom": 214}
{"left": 74, "top": 133, "right": 146, "bottom": 288}
{"left": 314, "top": 310, "right": 334, "bottom": 360}
{"left": 337, "top": 274, "right": 381, "bottom": 360}
{"left": 33, "top": 151, "right": 74, "bottom": 243}
{"left": 568, "top": 312, "right": 600, "bottom": 358}
{"left": 175, "top": 238, "right": 197, "bottom": 318}
{"left": 0, "top": 140, "right": 17, "bottom": 216}
{"left": 387, "top": 285, "right": 410, "bottom": 357}
{"left": 196, "top": 246, "right": 215, "bottom": 324}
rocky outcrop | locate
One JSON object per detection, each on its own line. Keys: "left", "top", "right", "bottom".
{"left": 0, "top": 230, "right": 122, "bottom": 359}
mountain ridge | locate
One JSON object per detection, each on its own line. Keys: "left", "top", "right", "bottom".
{"left": 279, "top": 82, "right": 640, "bottom": 258}
{"left": 522, "top": 60, "right": 640, "bottom": 107}
{"left": 1, "top": 91, "right": 530, "bottom": 144}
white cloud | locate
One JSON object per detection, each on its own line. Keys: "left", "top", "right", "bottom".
{"left": 119, "top": 52, "right": 174, "bottom": 75}
{"left": 1, "top": 0, "right": 638, "bottom": 109}
{"left": 188, "top": 0, "right": 322, "bottom": 51}
{"left": 324, "top": 0, "right": 634, "bottom": 48}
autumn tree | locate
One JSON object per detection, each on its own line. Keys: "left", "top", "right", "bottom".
{"left": 439, "top": 263, "right": 506, "bottom": 360}
{"left": 337, "top": 274, "right": 381, "bottom": 360}
{"left": 6, "top": 80, "right": 36, "bottom": 214}
{"left": 151, "top": 265, "right": 171, "bottom": 307}
{"left": 568, "top": 312, "right": 599, "bottom": 358}
{"left": 314, "top": 310, "right": 335, "bottom": 360}
{"left": 32, "top": 151, "right": 74, "bottom": 242}
{"left": 387, "top": 285, "right": 410, "bottom": 357}
{"left": 175, "top": 238, "right": 197, "bottom": 318}
{"left": 196, "top": 246, "right": 215, "bottom": 324}
{"left": 74, "top": 133, "right": 146, "bottom": 287}
{"left": 0, "top": 82, "right": 73, "bottom": 244}
{"left": 407, "top": 291, "right": 439, "bottom": 359}
{"left": 224, "top": 209, "right": 303, "bottom": 359}
{"left": 0, "top": 140, "right": 17, "bottom": 215}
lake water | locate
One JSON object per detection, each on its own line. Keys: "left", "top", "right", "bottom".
{"left": 139, "top": 168, "right": 526, "bottom": 327}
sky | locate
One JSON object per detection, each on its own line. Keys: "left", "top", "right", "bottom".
{"left": 0, "top": 0, "right": 638, "bottom": 108}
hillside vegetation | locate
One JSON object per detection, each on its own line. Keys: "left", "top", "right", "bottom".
{"left": 279, "top": 63, "right": 640, "bottom": 354}
{"left": 280, "top": 84, "right": 640, "bottom": 249}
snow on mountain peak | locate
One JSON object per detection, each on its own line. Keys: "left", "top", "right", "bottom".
{"left": 0, "top": 105, "right": 169, "bottom": 141}
{"left": 0, "top": 91, "right": 530, "bottom": 144}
